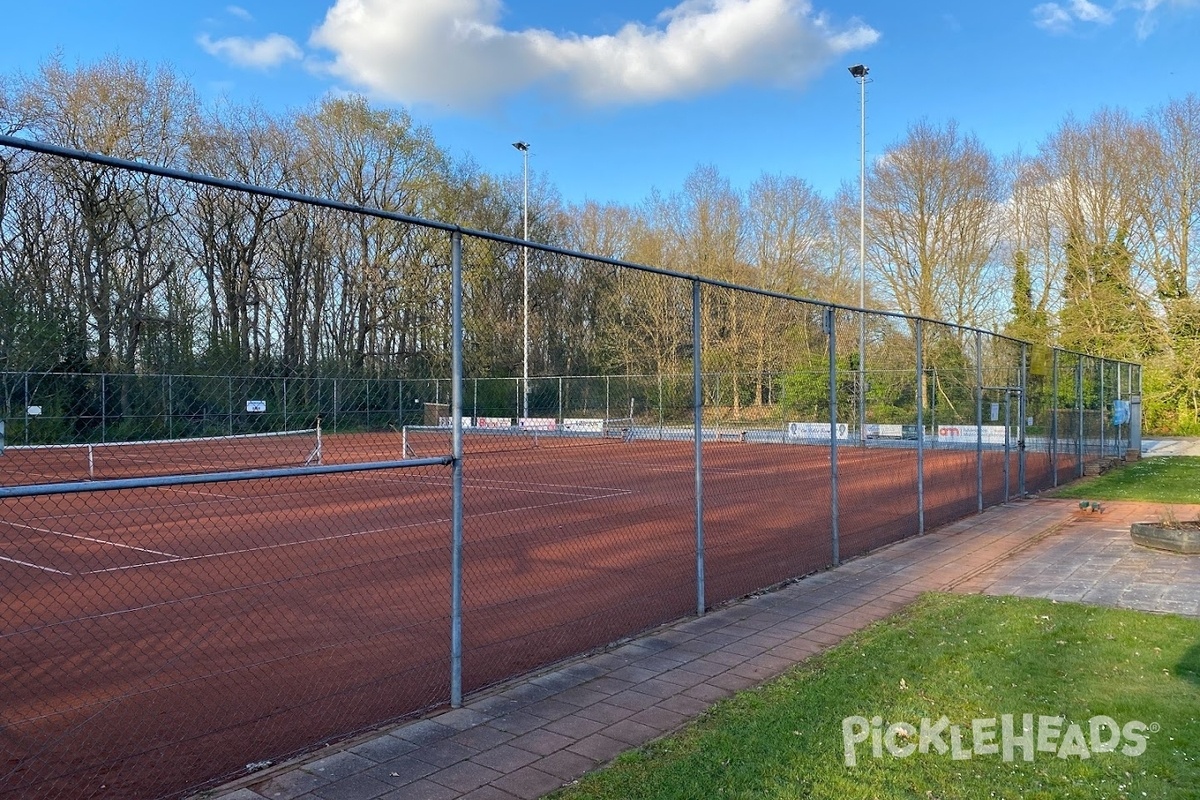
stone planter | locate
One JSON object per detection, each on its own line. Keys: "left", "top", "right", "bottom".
{"left": 1130, "top": 521, "right": 1200, "bottom": 554}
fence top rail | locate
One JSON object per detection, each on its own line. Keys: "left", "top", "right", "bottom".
{"left": 0, "top": 134, "right": 1142, "bottom": 368}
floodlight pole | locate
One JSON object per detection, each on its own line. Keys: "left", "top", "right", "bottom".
{"left": 849, "top": 64, "right": 869, "bottom": 445}
{"left": 513, "top": 141, "right": 531, "bottom": 420}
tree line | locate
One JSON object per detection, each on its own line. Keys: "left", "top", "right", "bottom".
{"left": 0, "top": 57, "right": 1193, "bottom": 430}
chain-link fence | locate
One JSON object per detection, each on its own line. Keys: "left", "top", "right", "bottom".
{"left": 0, "top": 135, "right": 1140, "bottom": 799}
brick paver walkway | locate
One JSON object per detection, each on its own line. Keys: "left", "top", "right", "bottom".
{"left": 206, "top": 497, "right": 1193, "bottom": 800}
{"left": 956, "top": 500, "right": 1200, "bottom": 617}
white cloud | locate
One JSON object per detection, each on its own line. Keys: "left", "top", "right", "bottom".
{"left": 226, "top": 5, "right": 254, "bottom": 22}
{"left": 1035, "top": 0, "right": 1196, "bottom": 35}
{"left": 1033, "top": 0, "right": 1115, "bottom": 32}
{"left": 1118, "top": 0, "right": 1200, "bottom": 37}
{"left": 1071, "top": 0, "right": 1116, "bottom": 22}
{"left": 198, "top": 33, "right": 304, "bottom": 69}
{"left": 1033, "top": 2, "right": 1075, "bottom": 31}
{"left": 307, "top": 0, "right": 879, "bottom": 111}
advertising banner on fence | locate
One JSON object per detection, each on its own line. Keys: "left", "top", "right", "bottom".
{"left": 476, "top": 416, "right": 513, "bottom": 428}
{"left": 936, "top": 425, "right": 1007, "bottom": 444}
{"left": 437, "top": 417, "right": 474, "bottom": 427}
{"left": 865, "top": 424, "right": 905, "bottom": 439}
{"left": 562, "top": 418, "right": 604, "bottom": 433}
{"left": 519, "top": 417, "right": 557, "bottom": 431}
{"left": 786, "top": 422, "right": 850, "bottom": 441}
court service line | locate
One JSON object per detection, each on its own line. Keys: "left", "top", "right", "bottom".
{"left": 79, "top": 516, "right": 450, "bottom": 575}
{"left": 350, "top": 471, "right": 635, "bottom": 496}
{"left": 0, "top": 520, "right": 181, "bottom": 558}
{"left": 79, "top": 485, "right": 637, "bottom": 575}
{"left": 0, "top": 555, "right": 72, "bottom": 575}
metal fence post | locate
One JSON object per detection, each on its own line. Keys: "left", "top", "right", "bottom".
{"left": 915, "top": 320, "right": 925, "bottom": 534}
{"left": 975, "top": 331, "right": 983, "bottom": 513}
{"left": 1099, "top": 360, "right": 1107, "bottom": 459}
{"left": 692, "top": 280, "right": 705, "bottom": 616}
{"left": 449, "top": 230, "right": 465, "bottom": 708}
{"left": 658, "top": 373, "right": 664, "bottom": 440}
{"left": 828, "top": 307, "right": 840, "bottom": 566}
{"left": 1003, "top": 389, "right": 1011, "bottom": 501}
{"left": 1018, "top": 342, "right": 1027, "bottom": 497}
{"left": 1051, "top": 349, "right": 1059, "bottom": 486}
{"left": 1076, "top": 358, "right": 1084, "bottom": 477}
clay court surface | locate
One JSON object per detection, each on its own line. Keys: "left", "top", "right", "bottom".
{"left": 0, "top": 431, "right": 1061, "bottom": 799}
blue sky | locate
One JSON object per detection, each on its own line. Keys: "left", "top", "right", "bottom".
{"left": 2, "top": 1, "right": 1198, "bottom": 207}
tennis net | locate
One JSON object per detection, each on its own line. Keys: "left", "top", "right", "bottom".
{"left": 400, "top": 419, "right": 634, "bottom": 458}
{"left": 0, "top": 427, "right": 321, "bottom": 486}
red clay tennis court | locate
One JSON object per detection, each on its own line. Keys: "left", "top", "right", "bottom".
{"left": 0, "top": 428, "right": 1058, "bottom": 799}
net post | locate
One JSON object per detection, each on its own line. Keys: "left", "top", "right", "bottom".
{"left": 315, "top": 417, "right": 322, "bottom": 465}
{"left": 88, "top": 444, "right": 94, "bottom": 480}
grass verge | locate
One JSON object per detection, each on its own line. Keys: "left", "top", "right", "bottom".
{"left": 1050, "top": 456, "right": 1200, "bottom": 504}
{"left": 552, "top": 593, "right": 1200, "bottom": 800}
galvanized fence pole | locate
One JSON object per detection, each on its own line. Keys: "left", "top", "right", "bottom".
{"left": 1018, "top": 342, "right": 1027, "bottom": 497}
{"left": 1100, "top": 360, "right": 1107, "bottom": 459}
{"left": 1051, "top": 348, "right": 1059, "bottom": 486}
{"left": 1004, "top": 389, "right": 1011, "bottom": 501}
{"left": 449, "top": 231, "right": 465, "bottom": 708}
{"left": 1076, "top": 358, "right": 1085, "bottom": 476}
{"left": 975, "top": 331, "right": 984, "bottom": 512}
{"left": 692, "top": 280, "right": 705, "bottom": 616}
{"left": 828, "top": 307, "right": 840, "bottom": 566}
{"left": 658, "top": 373, "right": 664, "bottom": 439}
{"left": 916, "top": 320, "right": 925, "bottom": 534}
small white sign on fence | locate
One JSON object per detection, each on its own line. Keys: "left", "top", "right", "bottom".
{"left": 246, "top": 400, "right": 267, "bottom": 413}
{"left": 27, "top": 406, "right": 42, "bottom": 416}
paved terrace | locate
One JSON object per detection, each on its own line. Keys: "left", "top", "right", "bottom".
{"left": 207, "top": 497, "right": 1196, "bottom": 800}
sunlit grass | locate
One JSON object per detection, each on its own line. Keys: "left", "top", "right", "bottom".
{"left": 552, "top": 594, "right": 1200, "bottom": 800}
{"left": 1050, "top": 456, "right": 1200, "bottom": 503}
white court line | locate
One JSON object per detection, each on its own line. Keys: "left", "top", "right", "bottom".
{"left": 351, "top": 471, "right": 634, "bottom": 496}
{"left": 0, "top": 555, "right": 72, "bottom": 575}
{"left": 80, "top": 485, "right": 637, "bottom": 575}
{"left": 1, "top": 520, "right": 180, "bottom": 558}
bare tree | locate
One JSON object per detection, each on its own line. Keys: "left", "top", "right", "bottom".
{"left": 866, "top": 119, "right": 1003, "bottom": 329}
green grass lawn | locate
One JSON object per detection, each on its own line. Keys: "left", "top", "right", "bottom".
{"left": 552, "top": 594, "right": 1200, "bottom": 800}
{"left": 1051, "top": 456, "right": 1200, "bottom": 504}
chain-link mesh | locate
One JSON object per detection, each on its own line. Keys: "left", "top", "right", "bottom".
{"left": 0, "top": 138, "right": 1139, "bottom": 799}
